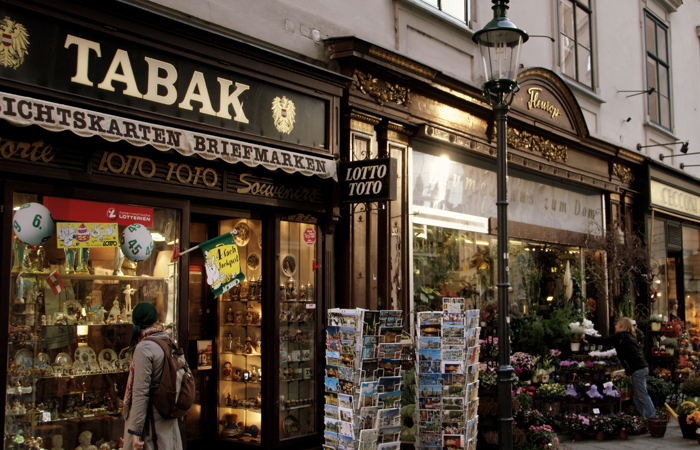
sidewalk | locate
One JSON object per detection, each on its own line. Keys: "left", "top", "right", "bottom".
{"left": 561, "top": 421, "right": 695, "bottom": 450}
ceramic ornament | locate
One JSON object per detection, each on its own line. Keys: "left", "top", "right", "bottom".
{"left": 120, "top": 224, "right": 154, "bottom": 262}
{"left": 12, "top": 202, "right": 55, "bottom": 246}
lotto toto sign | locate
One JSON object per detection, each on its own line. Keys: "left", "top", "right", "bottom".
{"left": 339, "top": 157, "right": 397, "bottom": 203}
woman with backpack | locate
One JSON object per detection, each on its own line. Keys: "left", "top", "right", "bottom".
{"left": 123, "top": 302, "right": 183, "bottom": 450}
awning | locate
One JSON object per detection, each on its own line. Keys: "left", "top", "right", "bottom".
{"left": 0, "top": 91, "right": 337, "bottom": 180}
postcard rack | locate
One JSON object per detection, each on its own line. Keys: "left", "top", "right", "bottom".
{"left": 323, "top": 308, "right": 404, "bottom": 450}
{"left": 413, "top": 298, "right": 481, "bottom": 450}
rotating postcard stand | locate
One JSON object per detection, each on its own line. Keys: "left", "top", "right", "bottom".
{"left": 323, "top": 308, "right": 404, "bottom": 450}
{"left": 413, "top": 299, "right": 481, "bottom": 450}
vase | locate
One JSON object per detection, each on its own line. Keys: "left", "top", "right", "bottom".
{"left": 573, "top": 432, "right": 584, "bottom": 441}
{"left": 595, "top": 430, "right": 605, "bottom": 441}
{"left": 619, "top": 430, "right": 629, "bottom": 440}
{"left": 651, "top": 322, "right": 661, "bottom": 331}
{"left": 570, "top": 342, "right": 581, "bottom": 351}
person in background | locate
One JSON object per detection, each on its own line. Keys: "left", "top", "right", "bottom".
{"left": 584, "top": 317, "right": 657, "bottom": 418}
{"left": 669, "top": 298, "right": 681, "bottom": 323}
{"left": 123, "top": 302, "right": 183, "bottom": 450}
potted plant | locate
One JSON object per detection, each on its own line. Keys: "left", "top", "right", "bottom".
{"left": 526, "top": 424, "right": 558, "bottom": 448}
{"left": 682, "top": 376, "right": 700, "bottom": 407}
{"left": 648, "top": 407, "right": 670, "bottom": 438}
{"left": 660, "top": 337, "right": 679, "bottom": 356}
{"left": 569, "top": 324, "right": 584, "bottom": 351}
{"left": 613, "top": 375, "right": 633, "bottom": 400}
{"left": 687, "top": 410, "right": 700, "bottom": 444}
{"left": 677, "top": 402, "right": 699, "bottom": 439}
{"left": 536, "top": 383, "right": 566, "bottom": 416}
{"left": 563, "top": 413, "right": 591, "bottom": 441}
{"left": 650, "top": 314, "right": 663, "bottom": 331}
{"left": 647, "top": 376, "right": 674, "bottom": 406}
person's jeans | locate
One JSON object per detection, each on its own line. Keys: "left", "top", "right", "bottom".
{"left": 632, "top": 367, "right": 657, "bottom": 418}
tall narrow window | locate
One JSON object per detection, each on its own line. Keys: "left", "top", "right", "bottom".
{"left": 420, "top": 0, "right": 469, "bottom": 24}
{"left": 645, "top": 13, "right": 671, "bottom": 129}
{"left": 559, "top": 0, "right": 593, "bottom": 89}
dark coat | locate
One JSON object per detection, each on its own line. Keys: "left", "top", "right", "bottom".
{"left": 586, "top": 331, "right": 648, "bottom": 376}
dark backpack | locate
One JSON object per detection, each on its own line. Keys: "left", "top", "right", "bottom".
{"left": 145, "top": 337, "right": 195, "bottom": 419}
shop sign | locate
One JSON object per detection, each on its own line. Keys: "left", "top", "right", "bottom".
{"left": 411, "top": 151, "right": 603, "bottom": 235}
{"left": 44, "top": 197, "right": 154, "bottom": 227}
{"left": 199, "top": 232, "right": 246, "bottom": 298}
{"left": 339, "top": 158, "right": 397, "bottom": 203}
{"left": 0, "top": 91, "right": 336, "bottom": 180}
{"left": 650, "top": 179, "right": 700, "bottom": 219}
{"left": 56, "top": 222, "right": 119, "bottom": 248}
{"left": 303, "top": 227, "right": 316, "bottom": 246}
{"left": 0, "top": 4, "right": 328, "bottom": 151}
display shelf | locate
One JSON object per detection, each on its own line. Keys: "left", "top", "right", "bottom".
{"left": 223, "top": 324, "right": 262, "bottom": 327}
{"left": 7, "top": 370, "right": 129, "bottom": 381}
{"left": 17, "top": 273, "right": 167, "bottom": 281}
{"left": 280, "top": 404, "right": 312, "bottom": 411}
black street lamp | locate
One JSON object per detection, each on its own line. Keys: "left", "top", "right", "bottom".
{"left": 472, "top": 1, "right": 528, "bottom": 449}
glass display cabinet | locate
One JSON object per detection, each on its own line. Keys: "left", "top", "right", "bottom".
{"left": 278, "top": 218, "right": 318, "bottom": 441}
{"left": 4, "top": 193, "right": 180, "bottom": 450}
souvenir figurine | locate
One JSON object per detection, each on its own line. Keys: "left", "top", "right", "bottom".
{"left": 226, "top": 307, "right": 234, "bottom": 324}
{"left": 299, "top": 284, "right": 306, "bottom": 300}
{"left": 12, "top": 237, "right": 29, "bottom": 272}
{"left": 14, "top": 276, "right": 25, "bottom": 303}
{"left": 239, "top": 280, "right": 250, "bottom": 300}
{"left": 113, "top": 248, "right": 125, "bottom": 276}
{"left": 108, "top": 300, "right": 120, "bottom": 324}
{"left": 248, "top": 277, "right": 258, "bottom": 299}
{"left": 233, "top": 337, "right": 243, "bottom": 354}
{"left": 219, "top": 413, "right": 244, "bottom": 438}
{"left": 307, "top": 282, "right": 314, "bottom": 301}
{"left": 75, "top": 247, "right": 90, "bottom": 274}
{"left": 226, "top": 332, "right": 234, "bottom": 352}
{"left": 285, "top": 277, "right": 297, "bottom": 300}
{"left": 245, "top": 336, "right": 254, "bottom": 354}
{"left": 230, "top": 283, "right": 240, "bottom": 301}
{"left": 222, "top": 361, "right": 233, "bottom": 379}
{"left": 256, "top": 336, "right": 262, "bottom": 353}
{"left": 74, "top": 430, "right": 97, "bottom": 450}
{"left": 64, "top": 248, "right": 76, "bottom": 274}
{"left": 28, "top": 245, "right": 46, "bottom": 273}
{"left": 280, "top": 283, "right": 287, "bottom": 301}
{"left": 226, "top": 393, "right": 232, "bottom": 407}
{"left": 123, "top": 284, "right": 136, "bottom": 311}
{"left": 245, "top": 311, "right": 253, "bottom": 325}
{"left": 232, "top": 369, "right": 241, "bottom": 382}
{"left": 234, "top": 311, "right": 244, "bottom": 325}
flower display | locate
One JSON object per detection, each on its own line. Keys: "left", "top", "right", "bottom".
{"left": 590, "top": 414, "right": 615, "bottom": 434}
{"left": 589, "top": 348, "right": 617, "bottom": 359}
{"left": 480, "top": 303, "right": 498, "bottom": 324}
{"left": 687, "top": 410, "right": 700, "bottom": 426}
{"left": 510, "top": 352, "right": 536, "bottom": 375}
{"left": 585, "top": 384, "right": 603, "bottom": 400}
{"left": 527, "top": 424, "right": 559, "bottom": 447}
{"left": 602, "top": 381, "right": 620, "bottom": 398}
{"left": 565, "top": 384, "right": 579, "bottom": 399}
{"left": 525, "top": 409, "right": 546, "bottom": 426}
{"left": 563, "top": 413, "right": 590, "bottom": 433}
{"left": 536, "top": 383, "right": 567, "bottom": 403}
{"left": 479, "top": 336, "right": 499, "bottom": 359}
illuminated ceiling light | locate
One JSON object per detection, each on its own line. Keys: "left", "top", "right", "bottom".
{"left": 151, "top": 232, "right": 166, "bottom": 242}
{"left": 546, "top": 296, "right": 554, "bottom": 302}
{"left": 476, "top": 241, "right": 490, "bottom": 246}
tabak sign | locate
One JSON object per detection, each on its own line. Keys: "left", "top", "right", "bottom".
{"left": 339, "top": 158, "right": 397, "bottom": 203}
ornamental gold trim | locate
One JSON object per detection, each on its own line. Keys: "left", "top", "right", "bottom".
{"left": 351, "top": 69, "right": 411, "bottom": 107}
{"left": 611, "top": 163, "right": 635, "bottom": 182}
{"left": 507, "top": 128, "right": 568, "bottom": 162}
{"left": 0, "top": 17, "right": 29, "bottom": 69}
{"left": 368, "top": 45, "right": 439, "bottom": 81}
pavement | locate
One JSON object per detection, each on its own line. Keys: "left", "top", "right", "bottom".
{"left": 559, "top": 420, "right": 696, "bottom": 450}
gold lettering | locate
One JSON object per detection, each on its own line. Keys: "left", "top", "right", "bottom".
{"left": 236, "top": 173, "right": 320, "bottom": 203}
{"left": 527, "top": 88, "right": 561, "bottom": 119}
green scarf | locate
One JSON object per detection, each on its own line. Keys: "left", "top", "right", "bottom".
{"left": 130, "top": 302, "right": 159, "bottom": 348}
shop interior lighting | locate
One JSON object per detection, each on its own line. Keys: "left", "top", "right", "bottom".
{"left": 546, "top": 296, "right": 554, "bottom": 302}
{"left": 151, "top": 232, "right": 166, "bottom": 242}
{"left": 476, "top": 241, "right": 490, "bottom": 246}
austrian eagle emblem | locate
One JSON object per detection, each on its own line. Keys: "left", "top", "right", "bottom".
{"left": 271, "top": 96, "right": 296, "bottom": 134}
{"left": 0, "top": 17, "right": 29, "bottom": 69}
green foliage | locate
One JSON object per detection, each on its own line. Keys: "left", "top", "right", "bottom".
{"left": 512, "top": 315, "right": 548, "bottom": 356}
{"left": 401, "top": 368, "right": 416, "bottom": 406}
{"left": 647, "top": 376, "right": 674, "bottom": 404}
{"left": 399, "top": 403, "right": 415, "bottom": 442}
{"left": 676, "top": 402, "right": 698, "bottom": 416}
{"left": 682, "top": 377, "right": 700, "bottom": 398}
{"left": 543, "top": 305, "right": 576, "bottom": 348}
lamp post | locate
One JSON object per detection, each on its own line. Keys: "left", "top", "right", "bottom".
{"left": 473, "top": 2, "right": 527, "bottom": 449}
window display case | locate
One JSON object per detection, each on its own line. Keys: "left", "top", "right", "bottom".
{"left": 4, "top": 193, "right": 180, "bottom": 450}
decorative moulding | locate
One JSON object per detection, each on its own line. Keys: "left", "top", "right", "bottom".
{"left": 651, "top": 0, "right": 683, "bottom": 13}
{"left": 351, "top": 69, "right": 411, "bottom": 107}
{"left": 611, "top": 163, "right": 635, "bottom": 183}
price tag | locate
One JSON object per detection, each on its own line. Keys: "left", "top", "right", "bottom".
{"left": 42, "top": 412, "right": 51, "bottom": 422}
{"left": 306, "top": 304, "right": 316, "bottom": 309}
{"left": 592, "top": 408, "right": 600, "bottom": 415}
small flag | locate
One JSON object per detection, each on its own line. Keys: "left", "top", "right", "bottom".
{"left": 47, "top": 271, "right": 65, "bottom": 296}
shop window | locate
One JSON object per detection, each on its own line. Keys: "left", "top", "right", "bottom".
{"left": 649, "top": 218, "right": 668, "bottom": 316}
{"left": 683, "top": 227, "right": 700, "bottom": 337}
{"left": 420, "top": 0, "right": 469, "bottom": 24}
{"left": 559, "top": 0, "right": 594, "bottom": 89}
{"left": 645, "top": 12, "right": 672, "bottom": 129}
{"left": 7, "top": 193, "right": 180, "bottom": 449}
{"left": 412, "top": 223, "right": 582, "bottom": 316}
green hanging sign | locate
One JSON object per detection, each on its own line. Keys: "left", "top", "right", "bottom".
{"left": 200, "top": 231, "right": 246, "bottom": 297}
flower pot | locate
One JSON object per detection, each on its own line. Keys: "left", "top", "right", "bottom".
{"left": 570, "top": 342, "right": 581, "bottom": 351}
{"left": 619, "top": 430, "right": 629, "bottom": 440}
{"left": 573, "top": 432, "right": 585, "bottom": 441}
{"left": 679, "top": 415, "right": 699, "bottom": 439}
{"left": 595, "top": 430, "right": 605, "bottom": 441}
{"left": 651, "top": 322, "right": 661, "bottom": 331}
{"left": 647, "top": 417, "right": 668, "bottom": 437}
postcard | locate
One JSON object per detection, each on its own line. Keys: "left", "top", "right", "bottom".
{"left": 338, "top": 393, "right": 353, "bottom": 409}
{"left": 418, "top": 397, "right": 441, "bottom": 410}
{"left": 359, "top": 381, "right": 378, "bottom": 407}
{"left": 326, "top": 364, "right": 339, "bottom": 378}
{"left": 468, "top": 399, "right": 479, "bottom": 420}
{"left": 377, "top": 343, "right": 402, "bottom": 359}
{"left": 327, "top": 326, "right": 341, "bottom": 340}
{"left": 324, "top": 431, "right": 339, "bottom": 448}
{"left": 469, "top": 381, "right": 479, "bottom": 401}
{"left": 327, "top": 339, "right": 341, "bottom": 352}
{"left": 362, "top": 336, "right": 378, "bottom": 360}
{"left": 361, "top": 360, "right": 379, "bottom": 381}
{"left": 443, "top": 408, "right": 465, "bottom": 423}
{"left": 359, "top": 406, "right": 378, "bottom": 430}
{"left": 377, "top": 443, "right": 401, "bottom": 450}
{"left": 443, "top": 434, "right": 465, "bottom": 450}
{"left": 338, "top": 434, "right": 354, "bottom": 450}
{"left": 442, "top": 336, "right": 466, "bottom": 348}
{"left": 378, "top": 389, "right": 401, "bottom": 408}
{"left": 418, "top": 373, "right": 442, "bottom": 386}
{"left": 377, "top": 376, "right": 402, "bottom": 393}
{"left": 339, "top": 406, "right": 354, "bottom": 423}
{"left": 442, "top": 360, "right": 465, "bottom": 375}
{"left": 418, "top": 433, "right": 441, "bottom": 446}
{"left": 467, "top": 438, "right": 476, "bottom": 450}
{"left": 467, "top": 364, "right": 479, "bottom": 384}
{"left": 363, "top": 311, "right": 381, "bottom": 336}
{"left": 339, "top": 365, "right": 355, "bottom": 382}
{"left": 378, "top": 425, "right": 401, "bottom": 443}
{"left": 442, "top": 349, "right": 464, "bottom": 362}
{"left": 341, "top": 341, "right": 355, "bottom": 356}
{"left": 378, "top": 326, "right": 403, "bottom": 344}
{"left": 417, "top": 384, "right": 442, "bottom": 398}
{"left": 466, "top": 418, "right": 478, "bottom": 440}
{"left": 418, "top": 361, "right": 441, "bottom": 374}
{"left": 325, "top": 392, "right": 339, "bottom": 406}
{"left": 324, "top": 417, "right": 340, "bottom": 434}
{"left": 339, "top": 420, "right": 354, "bottom": 437}
{"left": 340, "top": 326, "right": 356, "bottom": 342}
{"left": 417, "top": 336, "right": 441, "bottom": 349}
{"left": 442, "top": 312, "right": 465, "bottom": 326}
{"left": 325, "top": 404, "right": 339, "bottom": 420}
{"left": 417, "top": 409, "right": 441, "bottom": 421}
{"left": 443, "top": 424, "right": 464, "bottom": 435}
{"left": 339, "top": 379, "right": 354, "bottom": 395}
{"left": 359, "top": 429, "right": 379, "bottom": 450}
{"left": 376, "top": 408, "right": 400, "bottom": 427}
{"left": 419, "top": 423, "right": 442, "bottom": 435}
{"left": 443, "top": 297, "right": 465, "bottom": 313}
{"left": 378, "top": 358, "right": 401, "bottom": 376}
{"left": 325, "top": 376, "right": 339, "bottom": 393}
{"left": 418, "top": 348, "right": 442, "bottom": 362}
{"left": 443, "top": 324, "right": 465, "bottom": 338}
{"left": 443, "top": 397, "right": 465, "bottom": 410}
